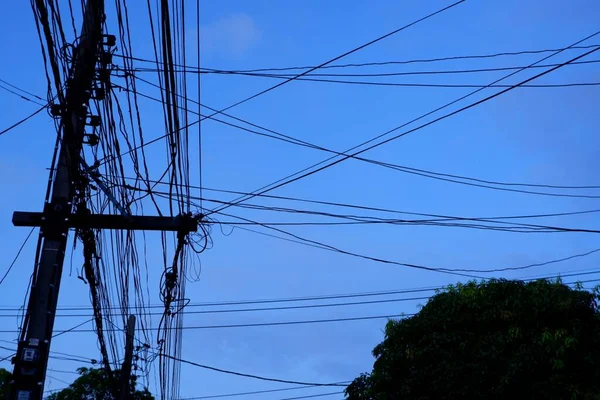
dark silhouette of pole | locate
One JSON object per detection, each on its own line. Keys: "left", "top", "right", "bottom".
{"left": 9, "top": 1, "right": 105, "bottom": 398}
{"left": 9, "top": 2, "right": 198, "bottom": 399}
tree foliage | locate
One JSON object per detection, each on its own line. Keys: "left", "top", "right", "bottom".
{"left": 0, "top": 368, "right": 10, "bottom": 399}
{"left": 346, "top": 279, "right": 600, "bottom": 400}
{"left": 46, "top": 367, "right": 153, "bottom": 400}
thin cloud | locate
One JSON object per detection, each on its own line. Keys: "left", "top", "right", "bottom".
{"left": 201, "top": 13, "right": 261, "bottom": 57}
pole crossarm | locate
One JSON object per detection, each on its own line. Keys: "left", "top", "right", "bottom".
{"left": 12, "top": 211, "right": 199, "bottom": 233}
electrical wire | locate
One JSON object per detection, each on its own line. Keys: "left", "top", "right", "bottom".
{"left": 2, "top": 272, "right": 598, "bottom": 318}
{"left": 47, "top": 368, "right": 80, "bottom": 375}
{"left": 203, "top": 76, "right": 600, "bottom": 89}
{"left": 46, "top": 374, "right": 72, "bottom": 387}
{"left": 5, "top": 274, "right": 597, "bottom": 336}
{"left": 114, "top": 44, "right": 600, "bottom": 73}
{"left": 117, "top": 177, "right": 600, "bottom": 222}
{"left": 159, "top": 353, "right": 347, "bottom": 387}
{"left": 196, "top": 1, "right": 465, "bottom": 123}
{"left": 126, "top": 59, "right": 600, "bottom": 78}
{"left": 120, "top": 183, "right": 600, "bottom": 235}
{"left": 0, "top": 267, "right": 597, "bottom": 313}
{"left": 0, "top": 82, "right": 47, "bottom": 106}
{"left": 51, "top": 317, "right": 94, "bottom": 338}
{"left": 209, "top": 38, "right": 600, "bottom": 215}
{"left": 0, "top": 228, "right": 35, "bottom": 287}
{"left": 211, "top": 210, "right": 600, "bottom": 275}
{"left": 128, "top": 64, "right": 600, "bottom": 89}
{"left": 0, "top": 103, "right": 48, "bottom": 136}
{"left": 124, "top": 77, "right": 600, "bottom": 197}
{"left": 175, "top": 382, "right": 352, "bottom": 400}
{"left": 280, "top": 392, "right": 344, "bottom": 400}
{"left": 104, "top": 1, "right": 465, "bottom": 166}
{"left": 0, "top": 295, "right": 432, "bottom": 318}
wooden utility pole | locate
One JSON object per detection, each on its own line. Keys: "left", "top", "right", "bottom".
{"left": 120, "top": 315, "right": 136, "bottom": 400}
{"left": 9, "top": 1, "right": 197, "bottom": 399}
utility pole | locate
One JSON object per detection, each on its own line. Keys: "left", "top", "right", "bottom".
{"left": 9, "top": 1, "right": 105, "bottom": 398}
{"left": 119, "top": 315, "right": 136, "bottom": 400}
{"left": 9, "top": 1, "right": 197, "bottom": 399}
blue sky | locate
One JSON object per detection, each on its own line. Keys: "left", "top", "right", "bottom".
{"left": 1, "top": 0, "right": 600, "bottom": 399}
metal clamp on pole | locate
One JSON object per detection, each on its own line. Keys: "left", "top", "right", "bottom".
{"left": 39, "top": 200, "right": 70, "bottom": 239}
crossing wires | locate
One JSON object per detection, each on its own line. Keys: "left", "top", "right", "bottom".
{"left": 209, "top": 32, "right": 600, "bottom": 216}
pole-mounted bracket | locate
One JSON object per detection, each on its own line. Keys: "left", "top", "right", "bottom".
{"left": 38, "top": 201, "right": 71, "bottom": 239}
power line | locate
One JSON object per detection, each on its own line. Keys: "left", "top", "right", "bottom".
{"left": 178, "top": 383, "right": 350, "bottom": 400}
{"left": 0, "top": 228, "right": 35, "bottom": 286}
{"left": 214, "top": 76, "right": 600, "bottom": 89}
{"left": 115, "top": 44, "right": 600, "bottom": 73}
{"left": 99, "top": 323, "right": 347, "bottom": 394}
{"left": 121, "top": 177, "right": 600, "bottom": 220}
{"left": 280, "top": 392, "right": 344, "bottom": 400}
{"left": 0, "top": 278, "right": 598, "bottom": 387}
{"left": 104, "top": 1, "right": 464, "bottom": 166}
{"left": 47, "top": 368, "right": 80, "bottom": 375}
{"left": 215, "top": 211, "right": 485, "bottom": 278}
{"left": 186, "top": 193, "right": 600, "bottom": 235}
{"left": 129, "top": 63, "right": 600, "bottom": 89}
{"left": 195, "top": 1, "right": 465, "bottom": 121}
{"left": 0, "top": 103, "right": 48, "bottom": 136}
{"left": 46, "top": 374, "right": 72, "bottom": 387}
{"left": 121, "top": 185, "right": 600, "bottom": 281}
{"left": 210, "top": 38, "right": 600, "bottom": 215}
{"left": 52, "top": 318, "right": 94, "bottom": 337}
{"left": 0, "top": 295, "right": 431, "bottom": 319}
{"left": 450, "top": 248, "right": 600, "bottom": 273}
{"left": 124, "top": 83, "right": 600, "bottom": 199}
{"left": 18, "top": 278, "right": 598, "bottom": 336}
{"left": 227, "top": 43, "right": 600, "bottom": 71}
{"left": 124, "top": 61, "right": 600, "bottom": 210}
{"left": 0, "top": 342, "right": 97, "bottom": 365}
{"left": 129, "top": 184, "right": 600, "bottom": 234}
{"left": 0, "top": 78, "right": 45, "bottom": 100}
{"left": 214, "top": 218, "right": 599, "bottom": 231}
{"left": 116, "top": 78, "right": 600, "bottom": 198}
{"left": 126, "top": 71, "right": 600, "bottom": 195}
{"left": 125, "top": 68, "right": 600, "bottom": 198}
{"left": 208, "top": 209, "right": 600, "bottom": 233}
{"left": 129, "top": 59, "right": 600, "bottom": 77}
{"left": 31, "top": 314, "right": 413, "bottom": 334}
{"left": 44, "top": 387, "right": 68, "bottom": 395}
{"left": 159, "top": 353, "right": 347, "bottom": 387}
{"left": 212, "top": 210, "right": 600, "bottom": 275}
{"left": 1, "top": 267, "right": 592, "bottom": 313}
{"left": 0, "top": 315, "right": 415, "bottom": 335}
{"left": 0, "top": 78, "right": 46, "bottom": 106}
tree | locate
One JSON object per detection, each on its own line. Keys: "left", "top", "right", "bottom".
{"left": 46, "top": 367, "right": 154, "bottom": 400}
{"left": 346, "top": 279, "right": 600, "bottom": 400}
{"left": 0, "top": 368, "right": 10, "bottom": 399}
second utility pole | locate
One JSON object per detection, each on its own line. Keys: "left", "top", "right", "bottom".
{"left": 119, "top": 315, "right": 136, "bottom": 400}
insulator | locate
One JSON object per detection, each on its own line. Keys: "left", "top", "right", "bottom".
{"left": 83, "top": 133, "right": 99, "bottom": 146}
{"left": 99, "top": 51, "right": 113, "bottom": 65}
{"left": 92, "top": 87, "right": 106, "bottom": 100}
{"left": 49, "top": 104, "right": 62, "bottom": 117}
{"left": 103, "top": 34, "right": 116, "bottom": 47}
{"left": 97, "top": 68, "right": 111, "bottom": 83}
{"left": 87, "top": 115, "right": 101, "bottom": 127}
